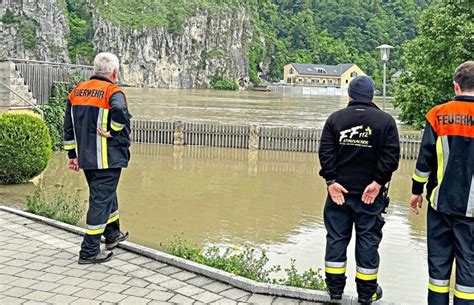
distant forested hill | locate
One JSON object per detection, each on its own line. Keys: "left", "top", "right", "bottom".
{"left": 63, "top": 0, "right": 432, "bottom": 87}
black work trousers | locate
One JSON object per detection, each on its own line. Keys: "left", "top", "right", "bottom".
{"left": 80, "top": 168, "right": 122, "bottom": 259}
{"left": 324, "top": 194, "right": 385, "bottom": 300}
{"left": 427, "top": 206, "right": 474, "bottom": 305}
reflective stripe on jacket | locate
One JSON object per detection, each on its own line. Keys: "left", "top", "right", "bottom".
{"left": 63, "top": 75, "right": 132, "bottom": 170}
{"left": 412, "top": 95, "right": 474, "bottom": 217}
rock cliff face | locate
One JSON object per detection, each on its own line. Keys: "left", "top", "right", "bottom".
{"left": 93, "top": 8, "right": 252, "bottom": 89}
{"left": 0, "top": 1, "right": 253, "bottom": 89}
{"left": 0, "top": 0, "right": 69, "bottom": 62}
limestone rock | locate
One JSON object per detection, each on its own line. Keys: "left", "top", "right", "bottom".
{"left": 0, "top": 0, "right": 69, "bottom": 62}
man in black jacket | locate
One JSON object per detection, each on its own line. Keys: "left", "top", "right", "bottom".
{"left": 64, "top": 52, "right": 132, "bottom": 264}
{"left": 318, "top": 76, "right": 400, "bottom": 304}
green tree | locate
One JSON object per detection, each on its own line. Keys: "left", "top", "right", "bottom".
{"left": 393, "top": 0, "right": 474, "bottom": 128}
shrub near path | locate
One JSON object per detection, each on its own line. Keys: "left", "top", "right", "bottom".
{"left": 0, "top": 113, "right": 52, "bottom": 184}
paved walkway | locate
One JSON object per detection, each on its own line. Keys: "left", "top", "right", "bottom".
{"left": 0, "top": 209, "right": 322, "bottom": 304}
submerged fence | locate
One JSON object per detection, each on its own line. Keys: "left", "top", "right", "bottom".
{"left": 10, "top": 58, "right": 94, "bottom": 105}
{"left": 131, "top": 119, "right": 422, "bottom": 159}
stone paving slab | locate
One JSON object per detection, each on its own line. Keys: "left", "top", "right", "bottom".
{"left": 0, "top": 208, "right": 325, "bottom": 304}
{"left": 0, "top": 207, "right": 402, "bottom": 305}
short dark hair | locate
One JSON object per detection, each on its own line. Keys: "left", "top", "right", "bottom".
{"left": 453, "top": 61, "right": 474, "bottom": 91}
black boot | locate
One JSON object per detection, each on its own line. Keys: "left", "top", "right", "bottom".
{"left": 329, "top": 292, "right": 342, "bottom": 300}
{"left": 105, "top": 231, "right": 129, "bottom": 250}
{"left": 358, "top": 285, "right": 383, "bottom": 304}
{"left": 78, "top": 250, "right": 113, "bottom": 264}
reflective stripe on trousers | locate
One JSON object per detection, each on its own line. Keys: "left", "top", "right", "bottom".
{"left": 325, "top": 261, "right": 346, "bottom": 275}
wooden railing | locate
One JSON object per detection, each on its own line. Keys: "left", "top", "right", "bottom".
{"left": 9, "top": 58, "right": 94, "bottom": 105}
{"left": 131, "top": 119, "right": 422, "bottom": 159}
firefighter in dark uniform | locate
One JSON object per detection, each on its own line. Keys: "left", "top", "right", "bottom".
{"left": 409, "top": 61, "right": 474, "bottom": 305}
{"left": 64, "top": 52, "right": 132, "bottom": 264}
{"left": 319, "top": 76, "right": 400, "bottom": 304}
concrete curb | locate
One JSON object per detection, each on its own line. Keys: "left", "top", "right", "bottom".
{"left": 0, "top": 206, "right": 399, "bottom": 305}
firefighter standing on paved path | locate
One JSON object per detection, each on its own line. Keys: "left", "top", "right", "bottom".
{"left": 318, "top": 76, "right": 400, "bottom": 304}
{"left": 409, "top": 61, "right": 474, "bottom": 305}
{"left": 64, "top": 52, "right": 132, "bottom": 264}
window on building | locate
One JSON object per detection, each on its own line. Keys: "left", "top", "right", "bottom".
{"left": 346, "top": 80, "right": 349, "bottom": 84}
{"left": 350, "top": 72, "right": 358, "bottom": 78}
{"left": 298, "top": 78, "right": 303, "bottom": 82}
{"left": 289, "top": 68, "right": 294, "bottom": 75}
{"left": 287, "top": 78, "right": 292, "bottom": 83}
{"left": 329, "top": 80, "right": 333, "bottom": 84}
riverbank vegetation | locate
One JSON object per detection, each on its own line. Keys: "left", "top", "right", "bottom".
{"left": 26, "top": 185, "right": 84, "bottom": 225}
{"left": 210, "top": 75, "right": 239, "bottom": 91}
{"left": 161, "top": 238, "right": 325, "bottom": 291}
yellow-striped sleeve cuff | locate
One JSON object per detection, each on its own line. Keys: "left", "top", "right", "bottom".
{"left": 63, "top": 140, "right": 76, "bottom": 150}
{"left": 111, "top": 120, "right": 125, "bottom": 132}
{"left": 412, "top": 173, "right": 428, "bottom": 183}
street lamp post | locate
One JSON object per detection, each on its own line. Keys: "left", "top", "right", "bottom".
{"left": 376, "top": 44, "right": 394, "bottom": 112}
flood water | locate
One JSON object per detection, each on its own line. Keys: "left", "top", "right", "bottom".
{"left": 1, "top": 145, "right": 427, "bottom": 304}
{"left": 1, "top": 89, "right": 427, "bottom": 303}
{"left": 126, "top": 88, "right": 405, "bottom": 130}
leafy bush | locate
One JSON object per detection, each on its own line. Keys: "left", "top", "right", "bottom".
{"left": 1, "top": 9, "right": 18, "bottom": 24}
{"left": 0, "top": 114, "right": 52, "bottom": 184}
{"left": 26, "top": 185, "right": 84, "bottom": 225}
{"left": 19, "top": 20, "right": 38, "bottom": 50}
{"left": 210, "top": 75, "right": 239, "bottom": 91}
{"left": 393, "top": 1, "right": 472, "bottom": 128}
{"left": 42, "top": 74, "right": 83, "bottom": 151}
{"left": 160, "top": 238, "right": 325, "bottom": 290}
{"left": 42, "top": 84, "right": 70, "bottom": 151}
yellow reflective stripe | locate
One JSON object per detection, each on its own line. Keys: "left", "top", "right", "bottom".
{"left": 85, "top": 228, "right": 105, "bottom": 235}
{"left": 356, "top": 272, "right": 377, "bottom": 281}
{"left": 102, "top": 109, "right": 109, "bottom": 169}
{"left": 430, "top": 137, "right": 444, "bottom": 208}
{"left": 454, "top": 290, "right": 474, "bottom": 300}
{"left": 325, "top": 267, "right": 346, "bottom": 274}
{"left": 111, "top": 121, "right": 124, "bottom": 131}
{"left": 412, "top": 173, "right": 428, "bottom": 183}
{"left": 64, "top": 144, "right": 76, "bottom": 150}
{"left": 107, "top": 214, "right": 119, "bottom": 224}
{"left": 429, "top": 284, "right": 450, "bottom": 293}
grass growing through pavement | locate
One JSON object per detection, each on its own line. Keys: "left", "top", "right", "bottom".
{"left": 160, "top": 237, "right": 325, "bottom": 290}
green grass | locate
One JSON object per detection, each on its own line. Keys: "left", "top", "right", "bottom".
{"left": 160, "top": 238, "right": 326, "bottom": 290}
{"left": 96, "top": 0, "right": 242, "bottom": 33}
{"left": 26, "top": 185, "right": 85, "bottom": 225}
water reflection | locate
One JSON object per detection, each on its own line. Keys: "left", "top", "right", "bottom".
{"left": 0, "top": 144, "right": 426, "bottom": 304}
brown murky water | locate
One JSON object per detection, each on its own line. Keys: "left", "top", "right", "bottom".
{"left": 0, "top": 145, "right": 427, "bottom": 304}
{"left": 125, "top": 88, "right": 407, "bottom": 130}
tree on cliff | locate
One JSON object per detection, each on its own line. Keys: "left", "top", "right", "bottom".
{"left": 392, "top": 0, "right": 473, "bottom": 128}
